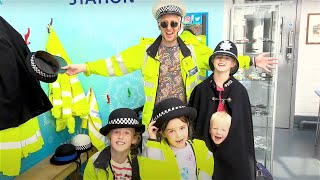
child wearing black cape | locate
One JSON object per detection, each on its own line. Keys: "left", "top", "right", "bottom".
{"left": 189, "top": 40, "right": 256, "bottom": 180}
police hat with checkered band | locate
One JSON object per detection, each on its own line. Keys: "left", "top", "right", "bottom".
{"left": 25, "top": 51, "right": 67, "bottom": 83}
{"left": 71, "top": 134, "right": 92, "bottom": 153}
{"left": 100, "top": 108, "right": 145, "bottom": 136}
{"left": 151, "top": 98, "right": 197, "bottom": 129}
{"left": 152, "top": 0, "right": 186, "bottom": 20}
{"left": 209, "top": 40, "right": 239, "bottom": 75}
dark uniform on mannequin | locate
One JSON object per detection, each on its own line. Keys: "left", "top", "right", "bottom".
{"left": 0, "top": 16, "right": 52, "bottom": 130}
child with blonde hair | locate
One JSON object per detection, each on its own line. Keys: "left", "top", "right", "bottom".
{"left": 209, "top": 111, "right": 231, "bottom": 146}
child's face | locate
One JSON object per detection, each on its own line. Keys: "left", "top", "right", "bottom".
{"left": 209, "top": 118, "right": 231, "bottom": 145}
{"left": 212, "top": 55, "right": 236, "bottom": 74}
{"left": 162, "top": 118, "right": 189, "bottom": 149}
{"left": 109, "top": 128, "right": 137, "bottom": 153}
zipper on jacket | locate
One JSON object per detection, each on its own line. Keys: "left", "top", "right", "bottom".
{"left": 188, "top": 141, "right": 199, "bottom": 178}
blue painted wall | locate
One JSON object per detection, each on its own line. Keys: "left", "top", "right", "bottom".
{"left": 0, "top": 0, "right": 224, "bottom": 179}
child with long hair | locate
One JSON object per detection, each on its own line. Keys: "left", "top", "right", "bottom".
{"left": 142, "top": 97, "right": 214, "bottom": 179}
{"left": 84, "top": 108, "right": 170, "bottom": 179}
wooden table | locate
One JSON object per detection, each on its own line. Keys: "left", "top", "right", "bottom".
{"left": 16, "top": 148, "right": 97, "bottom": 180}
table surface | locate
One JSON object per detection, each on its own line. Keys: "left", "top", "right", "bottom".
{"left": 16, "top": 148, "right": 97, "bottom": 180}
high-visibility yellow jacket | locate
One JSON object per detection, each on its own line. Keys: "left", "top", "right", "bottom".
{"left": 48, "top": 74, "right": 89, "bottom": 134}
{"left": 180, "top": 29, "right": 207, "bottom": 46}
{"left": 0, "top": 117, "right": 43, "bottom": 176}
{"left": 84, "top": 146, "right": 179, "bottom": 179}
{"left": 82, "top": 88, "right": 106, "bottom": 151}
{"left": 142, "top": 139, "right": 214, "bottom": 179}
{"left": 85, "top": 35, "right": 250, "bottom": 127}
{"left": 46, "top": 26, "right": 89, "bottom": 134}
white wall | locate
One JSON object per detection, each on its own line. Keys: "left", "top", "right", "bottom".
{"left": 294, "top": 0, "right": 320, "bottom": 116}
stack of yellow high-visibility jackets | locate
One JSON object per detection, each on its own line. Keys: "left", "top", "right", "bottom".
{"left": 46, "top": 26, "right": 89, "bottom": 134}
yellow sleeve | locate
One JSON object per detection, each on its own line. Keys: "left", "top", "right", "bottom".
{"left": 84, "top": 43, "right": 146, "bottom": 77}
{"left": 195, "top": 44, "right": 213, "bottom": 71}
{"left": 83, "top": 157, "right": 98, "bottom": 180}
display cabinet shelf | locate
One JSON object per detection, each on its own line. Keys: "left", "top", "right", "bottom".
{"left": 230, "top": 3, "right": 279, "bottom": 173}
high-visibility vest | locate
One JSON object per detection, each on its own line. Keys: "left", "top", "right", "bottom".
{"left": 0, "top": 117, "right": 43, "bottom": 176}
{"left": 144, "top": 139, "right": 214, "bottom": 179}
{"left": 46, "top": 26, "right": 89, "bottom": 134}
{"left": 48, "top": 74, "right": 89, "bottom": 134}
{"left": 82, "top": 88, "right": 105, "bottom": 151}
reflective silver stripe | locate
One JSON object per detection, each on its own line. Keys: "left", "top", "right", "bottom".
{"left": 90, "top": 110, "right": 101, "bottom": 119}
{"left": 92, "top": 121, "right": 102, "bottom": 129}
{"left": 187, "top": 45, "right": 197, "bottom": 60}
{"left": 115, "top": 54, "right": 128, "bottom": 74}
{"left": 88, "top": 120, "right": 104, "bottom": 140}
{"left": 142, "top": 45, "right": 151, "bottom": 71}
{"left": 0, "top": 130, "right": 41, "bottom": 150}
{"left": 187, "top": 81, "right": 197, "bottom": 92}
{"left": 73, "top": 93, "right": 85, "bottom": 103}
{"left": 105, "top": 58, "right": 115, "bottom": 76}
{"left": 143, "top": 147, "right": 165, "bottom": 160}
{"left": 86, "top": 89, "right": 101, "bottom": 119}
{"left": 70, "top": 77, "right": 79, "bottom": 84}
{"left": 145, "top": 96, "right": 153, "bottom": 102}
{"left": 186, "top": 45, "right": 200, "bottom": 82}
{"left": 199, "top": 75, "right": 206, "bottom": 81}
{"left": 62, "top": 91, "right": 72, "bottom": 97}
{"left": 52, "top": 82, "right": 60, "bottom": 88}
{"left": 144, "top": 81, "right": 154, "bottom": 88}
{"left": 53, "top": 100, "right": 63, "bottom": 106}
{"left": 63, "top": 108, "right": 72, "bottom": 114}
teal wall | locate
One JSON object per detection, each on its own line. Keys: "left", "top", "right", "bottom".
{"left": 0, "top": 0, "right": 224, "bottom": 179}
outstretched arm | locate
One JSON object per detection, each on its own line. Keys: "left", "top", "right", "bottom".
{"left": 62, "top": 64, "right": 86, "bottom": 76}
{"left": 254, "top": 53, "right": 278, "bottom": 73}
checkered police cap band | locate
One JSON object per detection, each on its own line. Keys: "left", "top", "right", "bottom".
{"left": 31, "top": 54, "right": 56, "bottom": 78}
{"left": 109, "top": 118, "right": 139, "bottom": 125}
{"left": 152, "top": 105, "right": 185, "bottom": 121}
{"left": 74, "top": 143, "right": 91, "bottom": 151}
{"left": 156, "top": 5, "right": 182, "bottom": 19}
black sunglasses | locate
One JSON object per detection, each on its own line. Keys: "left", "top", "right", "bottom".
{"left": 159, "top": 21, "right": 179, "bottom": 29}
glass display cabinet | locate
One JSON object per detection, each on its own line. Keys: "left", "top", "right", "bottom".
{"left": 230, "top": 3, "right": 280, "bottom": 172}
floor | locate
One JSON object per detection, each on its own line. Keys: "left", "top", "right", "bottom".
{"left": 273, "top": 127, "right": 320, "bottom": 180}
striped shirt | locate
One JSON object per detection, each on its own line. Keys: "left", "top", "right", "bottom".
{"left": 110, "top": 159, "right": 132, "bottom": 180}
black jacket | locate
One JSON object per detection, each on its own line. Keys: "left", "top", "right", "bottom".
{"left": 189, "top": 74, "right": 256, "bottom": 180}
{"left": 0, "top": 16, "right": 52, "bottom": 130}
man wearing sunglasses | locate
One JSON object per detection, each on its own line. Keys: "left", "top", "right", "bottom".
{"left": 62, "top": 0, "right": 276, "bottom": 129}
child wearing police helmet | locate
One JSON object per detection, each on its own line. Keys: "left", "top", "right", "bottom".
{"left": 189, "top": 40, "right": 256, "bottom": 180}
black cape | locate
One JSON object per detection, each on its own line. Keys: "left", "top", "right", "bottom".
{"left": 189, "top": 74, "right": 256, "bottom": 180}
{"left": 0, "top": 16, "right": 52, "bottom": 130}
